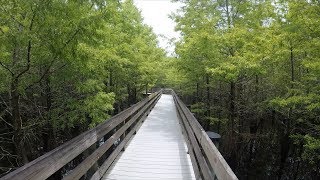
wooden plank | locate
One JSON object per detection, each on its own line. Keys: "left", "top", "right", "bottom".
{"left": 1, "top": 91, "right": 161, "bottom": 180}
{"left": 63, "top": 93, "right": 161, "bottom": 180}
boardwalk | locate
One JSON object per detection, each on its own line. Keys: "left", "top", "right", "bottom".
{"left": 103, "top": 94, "right": 196, "bottom": 180}
{"left": 2, "top": 91, "right": 237, "bottom": 180}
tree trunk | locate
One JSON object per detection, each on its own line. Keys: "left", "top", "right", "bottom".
{"left": 230, "top": 81, "right": 235, "bottom": 134}
{"left": 217, "top": 81, "right": 222, "bottom": 133}
{"left": 277, "top": 132, "right": 290, "bottom": 180}
{"left": 127, "top": 85, "right": 137, "bottom": 106}
{"left": 205, "top": 74, "right": 210, "bottom": 130}
{"left": 225, "top": 0, "right": 231, "bottom": 27}
{"left": 228, "top": 81, "right": 237, "bottom": 170}
{"left": 196, "top": 82, "right": 199, "bottom": 103}
{"left": 290, "top": 47, "right": 294, "bottom": 85}
{"left": 277, "top": 46, "right": 295, "bottom": 179}
{"left": 42, "top": 73, "right": 56, "bottom": 152}
{"left": 10, "top": 77, "right": 29, "bottom": 164}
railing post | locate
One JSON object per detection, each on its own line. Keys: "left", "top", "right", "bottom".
{"left": 121, "top": 120, "right": 126, "bottom": 151}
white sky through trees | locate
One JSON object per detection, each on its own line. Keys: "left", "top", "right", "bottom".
{"left": 133, "top": 0, "right": 183, "bottom": 54}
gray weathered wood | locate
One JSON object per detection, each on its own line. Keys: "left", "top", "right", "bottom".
{"left": 175, "top": 97, "right": 212, "bottom": 180}
{"left": 63, "top": 93, "right": 161, "bottom": 180}
{"left": 175, "top": 99, "right": 201, "bottom": 180}
{"left": 200, "top": 132, "right": 238, "bottom": 180}
{"left": 172, "top": 90, "right": 238, "bottom": 180}
{"left": 103, "top": 94, "right": 195, "bottom": 180}
{"left": 90, "top": 112, "right": 149, "bottom": 180}
{"left": 90, "top": 95, "right": 160, "bottom": 180}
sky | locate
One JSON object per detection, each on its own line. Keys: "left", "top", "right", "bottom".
{"left": 133, "top": 0, "right": 183, "bottom": 54}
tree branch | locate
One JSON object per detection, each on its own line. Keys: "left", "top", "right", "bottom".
{"left": 28, "top": 0, "right": 41, "bottom": 32}
{"left": 0, "top": 116, "right": 13, "bottom": 128}
{"left": 25, "top": 27, "right": 82, "bottom": 90}
{"left": 11, "top": 1, "right": 40, "bottom": 80}
{"left": 0, "top": 61, "right": 14, "bottom": 76}
{"left": 0, "top": 6, "right": 25, "bottom": 28}
{"left": 16, "top": 40, "right": 31, "bottom": 79}
{"left": 15, "top": 4, "right": 39, "bottom": 79}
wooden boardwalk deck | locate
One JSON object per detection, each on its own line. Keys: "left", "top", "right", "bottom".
{"left": 103, "top": 94, "right": 196, "bottom": 180}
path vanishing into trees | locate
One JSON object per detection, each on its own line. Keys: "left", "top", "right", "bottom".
{"left": 1, "top": 0, "right": 320, "bottom": 179}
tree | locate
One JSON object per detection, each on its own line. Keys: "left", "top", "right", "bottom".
{"left": 169, "top": 0, "right": 320, "bottom": 179}
{"left": 0, "top": 0, "right": 165, "bottom": 176}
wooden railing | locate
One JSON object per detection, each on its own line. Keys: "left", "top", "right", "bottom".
{"left": 1, "top": 91, "right": 162, "bottom": 180}
{"left": 171, "top": 90, "right": 238, "bottom": 180}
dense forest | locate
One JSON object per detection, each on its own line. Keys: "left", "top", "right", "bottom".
{"left": 164, "top": 0, "right": 320, "bottom": 179}
{"left": 0, "top": 0, "right": 319, "bottom": 179}
{"left": 0, "top": 0, "right": 165, "bottom": 177}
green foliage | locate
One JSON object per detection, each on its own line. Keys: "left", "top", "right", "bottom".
{"left": 208, "top": 117, "right": 228, "bottom": 127}
{"left": 167, "top": 0, "right": 320, "bottom": 179}
{"left": 83, "top": 92, "right": 115, "bottom": 128}
{"left": 191, "top": 103, "right": 206, "bottom": 114}
{"left": 0, "top": 0, "right": 165, "bottom": 171}
{"left": 303, "top": 135, "right": 320, "bottom": 165}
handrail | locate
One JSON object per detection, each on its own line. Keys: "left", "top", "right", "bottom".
{"left": 171, "top": 89, "right": 238, "bottom": 180}
{"left": 1, "top": 91, "right": 162, "bottom": 180}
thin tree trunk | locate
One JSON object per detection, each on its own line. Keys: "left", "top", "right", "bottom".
{"left": 230, "top": 81, "right": 235, "bottom": 134}
{"left": 226, "top": 0, "right": 231, "bottom": 28}
{"left": 205, "top": 74, "right": 210, "bottom": 130}
{"left": 11, "top": 77, "right": 29, "bottom": 164}
{"left": 196, "top": 82, "right": 199, "bottom": 103}
{"left": 290, "top": 47, "right": 294, "bottom": 85}
{"left": 217, "top": 81, "right": 222, "bottom": 133}
{"left": 42, "top": 73, "right": 56, "bottom": 152}
{"left": 277, "top": 46, "right": 295, "bottom": 178}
